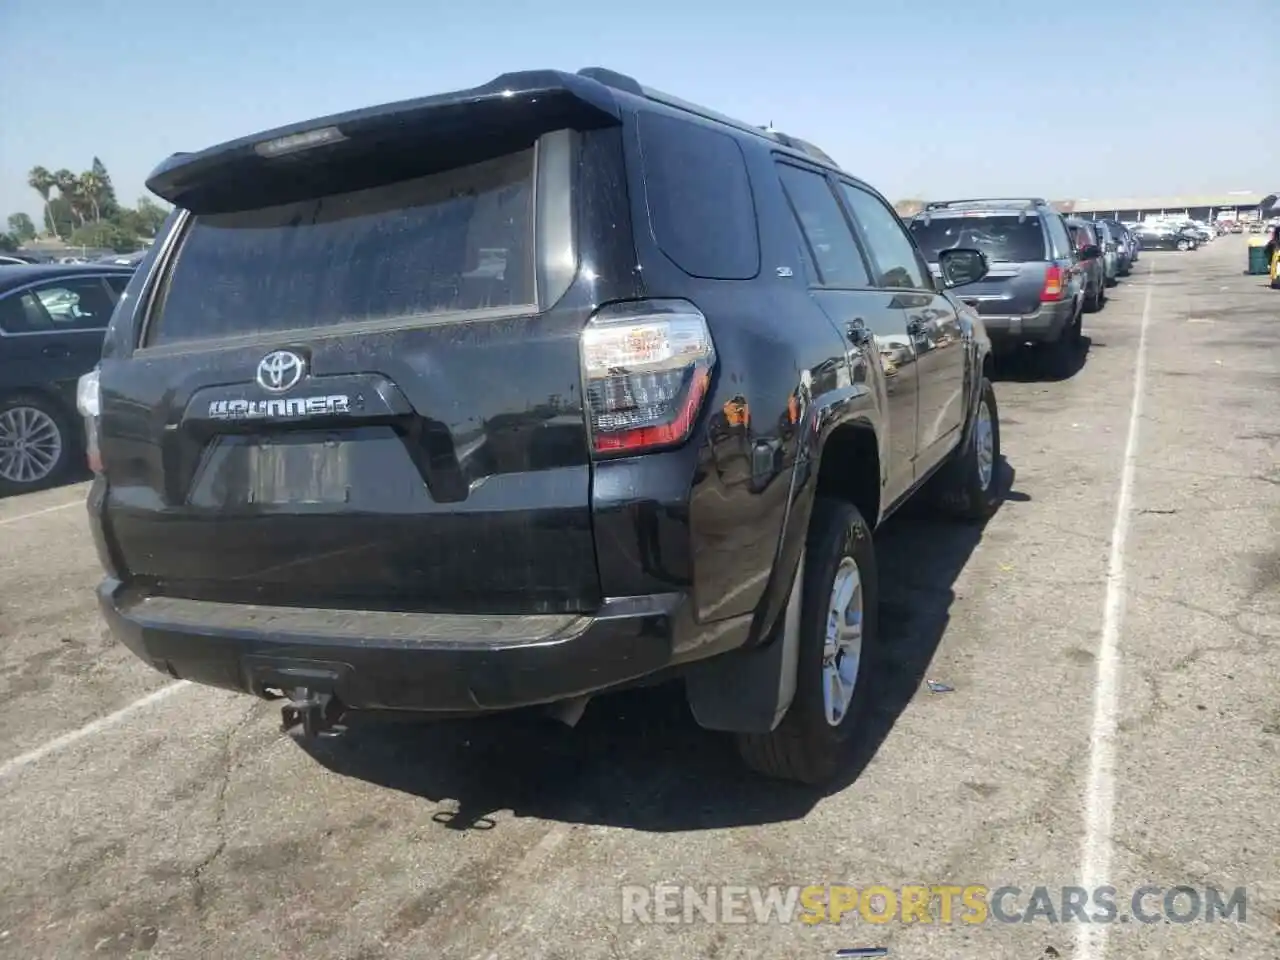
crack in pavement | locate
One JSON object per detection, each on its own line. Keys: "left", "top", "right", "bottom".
{"left": 189, "top": 702, "right": 262, "bottom": 914}
{"left": 1109, "top": 836, "right": 1280, "bottom": 931}
{"left": 1130, "top": 589, "right": 1271, "bottom": 645}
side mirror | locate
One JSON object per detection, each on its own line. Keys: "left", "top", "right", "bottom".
{"left": 1079, "top": 244, "right": 1102, "bottom": 260}
{"left": 937, "top": 247, "right": 989, "bottom": 288}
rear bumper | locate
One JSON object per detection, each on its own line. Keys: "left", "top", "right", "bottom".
{"left": 97, "top": 579, "right": 727, "bottom": 713}
{"left": 978, "top": 301, "right": 1074, "bottom": 348}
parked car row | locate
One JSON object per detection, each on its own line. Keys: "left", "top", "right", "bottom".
{"left": 904, "top": 199, "right": 1143, "bottom": 373}
{"left": 1120, "top": 217, "right": 1229, "bottom": 251}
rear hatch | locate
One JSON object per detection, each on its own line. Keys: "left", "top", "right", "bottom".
{"left": 97, "top": 75, "right": 632, "bottom": 616}
{"left": 909, "top": 212, "right": 1051, "bottom": 316}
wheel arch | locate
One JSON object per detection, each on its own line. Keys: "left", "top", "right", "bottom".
{"left": 684, "top": 398, "right": 884, "bottom": 736}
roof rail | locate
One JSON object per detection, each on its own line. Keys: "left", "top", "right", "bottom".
{"left": 924, "top": 197, "right": 1049, "bottom": 210}
{"left": 764, "top": 129, "right": 842, "bottom": 168}
{"left": 576, "top": 66, "right": 842, "bottom": 170}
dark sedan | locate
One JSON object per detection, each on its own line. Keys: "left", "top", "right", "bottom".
{"left": 1132, "top": 225, "right": 1191, "bottom": 251}
{"left": 0, "top": 262, "right": 134, "bottom": 494}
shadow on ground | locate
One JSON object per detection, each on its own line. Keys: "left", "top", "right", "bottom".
{"left": 992, "top": 335, "right": 1094, "bottom": 384}
{"left": 0, "top": 463, "right": 91, "bottom": 500}
{"left": 298, "top": 461, "right": 1027, "bottom": 834}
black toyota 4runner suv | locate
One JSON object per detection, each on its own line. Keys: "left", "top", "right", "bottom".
{"left": 81, "top": 68, "right": 1002, "bottom": 784}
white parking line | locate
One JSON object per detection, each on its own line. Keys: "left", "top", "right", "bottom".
{"left": 0, "top": 681, "right": 191, "bottom": 783}
{"left": 1076, "top": 259, "right": 1154, "bottom": 960}
{"left": 0, "top": 499, "right": 82, "bottom": 526}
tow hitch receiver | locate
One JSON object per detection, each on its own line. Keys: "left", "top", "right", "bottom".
{"left": 279, "top": 687, "right": 346, "bottom": 738}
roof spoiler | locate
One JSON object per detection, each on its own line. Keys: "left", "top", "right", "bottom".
{"left": 145, "top": 70, "right": 625, "bottom": 213}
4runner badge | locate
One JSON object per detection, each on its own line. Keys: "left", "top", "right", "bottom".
{"left": 207, "top": 396, "right": 352, "bottom": 420}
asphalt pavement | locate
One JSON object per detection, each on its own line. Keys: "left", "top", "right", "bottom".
{"left": 0, "top": 237, "right": 1276, "bottom": 960}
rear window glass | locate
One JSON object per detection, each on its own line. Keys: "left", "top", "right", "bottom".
{"left": 908, "top": 215, "right": 1047, "bottom": 263}
{"left": 1067, "top": 223, "right": 1096, "bottom": 248}
{"left": 148, "top": 149, "right": 535, "bottom": 345}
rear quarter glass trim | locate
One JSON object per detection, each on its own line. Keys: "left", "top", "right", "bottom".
{"left": 137, "top": 131, "right": 576, "bottom": 352}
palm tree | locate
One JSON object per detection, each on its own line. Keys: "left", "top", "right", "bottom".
{"left": 52, "top": 169, "right": 85, "bottom": 227}
{"left": 78, "top": 171, "right": 105, "bottom": 223}
{"left": 27, "top": 166, "right": 56, "bottom": 238}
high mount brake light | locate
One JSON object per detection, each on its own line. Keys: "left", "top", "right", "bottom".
{"left": 254, "top": 126, "right": 347, "bottom": 158}
{"left": 1041, "top": 265, "right": 1065, "bottom": 302}
{"left": 581, "top": 300, "right": 716, "bottom": 456}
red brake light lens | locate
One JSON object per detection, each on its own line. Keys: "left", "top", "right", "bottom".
{"left": 581, "top": 300, "right": 716, "bottom": 456}
{"left": 1041, "top": 265, "right": 1064, "bottom": 302}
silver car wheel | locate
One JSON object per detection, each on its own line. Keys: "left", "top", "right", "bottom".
{"left": 822, "top": 557, "right": 864, "bottom": 727}
{"left": 0, "top": 405, "right": 63, "bottom": 485}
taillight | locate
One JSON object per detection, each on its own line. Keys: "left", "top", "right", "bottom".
{"left": 1040, "top": 265, "right": 1065, "bottom": 302}
{"left": 581, "top": 299, "right": 716, "bottom": 456}
{"left": 75, "top": 367, "right": 103, "bottom": 473}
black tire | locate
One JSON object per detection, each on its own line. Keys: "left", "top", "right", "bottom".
{"left": 735, "top": 498, "right": 879, "bottom": 786}
{"left": 1040, "top": 309, "right": 1081, "bottom": 378}
{"left": 932, "top": 377, "right": 1002, "bottom": 521}
{"left": 0, "top": 393, "right": 79, "bottom": 497}
{"left": 1176, "top": 239, "right": 1190, "bottom": 252}
{"left": 1083, "top": 284, "right": 1100, "bottom": 313}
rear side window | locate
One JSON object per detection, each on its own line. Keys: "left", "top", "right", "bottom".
{"left": 147, "top": 149, "right": 536, "bottom": 346}
{"left": 1068, "top": 222, "right": 1096, "bottom": 249}
{"left": 909, "top": 214, "right": 1047, "bottom": 263}
{"left": 775, "top": 164, "right": 871, "bottom": 288}
{"left": 638, "top": 112, "right": 760, "bottom": 280}
{"left": 0, "top": 292, "right": 50, "bottom": 334}
{"left": 1067, "top": 224, "right": 1090, "bottom": 252}
{"left": 1044, "top": 214, "right": 1073, "bottom": 259}
{"left": 33, "top": 278, "right": 118, "bottom": 330}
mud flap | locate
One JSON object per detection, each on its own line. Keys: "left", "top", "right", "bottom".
{"left": 683, "top": 551, "right": 805, "bottom": 734}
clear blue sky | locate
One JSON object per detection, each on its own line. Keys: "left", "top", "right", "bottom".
{"left": 1, "top": 0, "right": 1275, "bottom": 222}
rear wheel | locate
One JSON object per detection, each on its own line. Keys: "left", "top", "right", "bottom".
{"left": 0, "top": 394, "right": 78, "bottom": 496}
{"left": 932, "top": 377, "right": 1002, "bottom": 521}
{"left": 1176, "top": 238, "right": 1190, "bottom": 251}
{"left": 1041, "top": 308, "right": 1081, "bottom": 377}
{"left": 735, "top": 498, "right": 878, "bottom": 786}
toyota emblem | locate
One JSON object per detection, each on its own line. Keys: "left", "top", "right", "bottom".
{"left": 256, "top": 350, "right": 306, "bottom": 393}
